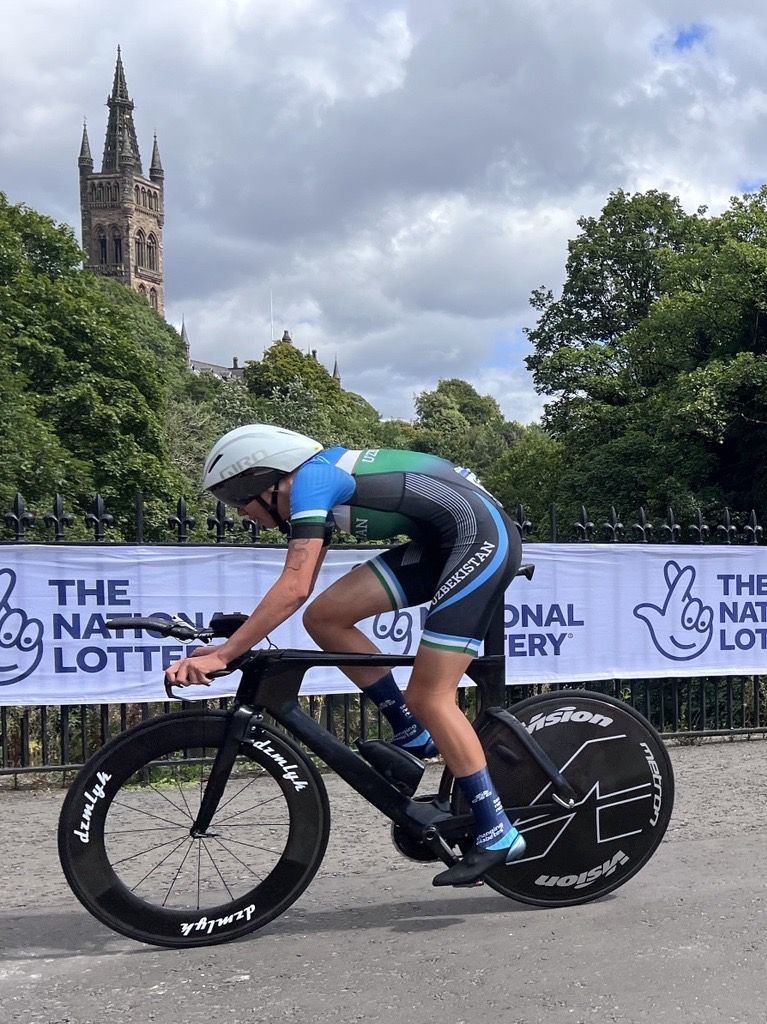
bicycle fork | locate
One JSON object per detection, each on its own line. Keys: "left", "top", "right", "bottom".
{"left": 190, "top": 706, "right": 262, "bottom": 836}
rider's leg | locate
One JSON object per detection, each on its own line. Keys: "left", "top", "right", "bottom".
{"left": 303, "top": 563, "right": 398, "bottom": 685}
{"left": 404, "top": 644, "right": 525, "bottom": 886}
{"left": 303, "top": 564, "right": 436, "bottom": 755}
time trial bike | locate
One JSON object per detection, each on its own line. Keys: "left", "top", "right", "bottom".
{"left": 58, "top": 571, "right": 674, "bottom": 948}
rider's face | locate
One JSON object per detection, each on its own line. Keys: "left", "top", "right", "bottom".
{"left": 237, "top": 489, "right": 274, "bottom": 525}
{"left": 238, "top": 480, "right": 291, "bottom": 527}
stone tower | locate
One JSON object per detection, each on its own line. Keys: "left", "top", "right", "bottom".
{"left": 79, "top": 48, "right": 165, "bottom": 315}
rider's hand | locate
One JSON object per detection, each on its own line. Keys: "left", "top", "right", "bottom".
{"left": 189, "top": 644, "right": 220, "bottom": 659}
{"left": 165, "top": 649, "right": 229, "bottom": 687}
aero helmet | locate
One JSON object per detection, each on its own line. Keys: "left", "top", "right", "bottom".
{"left": 202, "top": 424, "right": 323, "bottom": 510}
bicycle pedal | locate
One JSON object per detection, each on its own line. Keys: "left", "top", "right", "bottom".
{"left": 356, "top": 740, "right": 425, "bottom": 797}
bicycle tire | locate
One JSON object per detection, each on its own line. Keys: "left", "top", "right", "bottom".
{"left": 58, "top": 711, "right": 330, "bottom": 947}
{"left": 442, "top": 690, "right": 674, "bottom": 907}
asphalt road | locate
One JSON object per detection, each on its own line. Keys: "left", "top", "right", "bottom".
{"left": 1, "top": 739, "right": 766, "bottom": 1024}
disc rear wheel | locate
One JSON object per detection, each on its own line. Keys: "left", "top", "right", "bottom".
{"left": 444, "top": 691, "right": 674, "bottom": 906}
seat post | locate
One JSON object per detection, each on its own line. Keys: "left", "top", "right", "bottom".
{"left": 480, "top": 596, "right": 507, "bottom": 707}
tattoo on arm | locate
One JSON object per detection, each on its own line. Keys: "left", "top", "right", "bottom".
{"left": 285, "top": 539, "right": 312, "bottom": 573}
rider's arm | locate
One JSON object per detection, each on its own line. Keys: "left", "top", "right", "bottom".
{"left": 165, "top": 537, "right": 328, "bottom": 685}
{"left": 216, "top": 537, "right": 327, "bottom": 662}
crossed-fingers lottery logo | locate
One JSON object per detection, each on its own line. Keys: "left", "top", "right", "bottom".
{"left": 634, "top": 561, "right": 714, "bottom": 661}
{"left": 634, "top": 560, "right": 767, "bottom": 661}
{"left": 0, "top": 569, "right": 44, "bottom": 685}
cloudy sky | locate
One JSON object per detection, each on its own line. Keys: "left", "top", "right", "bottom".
{"left": 2, "top": 1, "right": 766, "bottom": 423}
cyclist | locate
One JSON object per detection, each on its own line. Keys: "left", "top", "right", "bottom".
{"left": 165, "top": 424, "right": 526, "bottom": 886}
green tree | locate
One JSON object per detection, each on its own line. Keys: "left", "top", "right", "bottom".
{"left": 484, "top": 426, "right": 565, "bottom": 538}
{"left": 244, "top": 342, "right": 340, "bottom": 403}
{"left": 526, "top": 190, "right": 698, "bottom": 433}
{"left": 0, "top": 193, "right": 187, "bottom": 538}
{"left": 412, "top": 379, "right": 522, "bottom": 477}
{"left": 524, "top": 187, "right": 767, "bottom": 522}
{"left": 244, "top": 342, "right": 382, "bottom": 448}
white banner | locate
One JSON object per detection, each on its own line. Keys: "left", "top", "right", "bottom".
{"left": 0, "top": 544, "right": 765, "bottom": 705}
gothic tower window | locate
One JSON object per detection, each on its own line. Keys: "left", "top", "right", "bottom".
{"left": 135, "top": 229, "right": 146, "bottom": 267}
{"left": 147, "top": 233, "right": 157, "bottom": 271}
{"left": 90, "top": 184, "right": 96, "bottom": 201}
{"left": 97, "top": 228, "right": 107, "bottom": 265}
{"left": 134, "top": 185, "right": 140, "bottom": 204}
{"left": 149, "top": 288, "right": 158, "bottom": 310}
{"left": 141, "top": 187, "right": 147, "bottom": 207}
{"left": 112, "top": 227, "right": 123, "bottom": 264}
{"left": 112, "top": 183, "right": 119, "bottom": 202}
{"left": 138, "top": 285, "right": 147, "bottom": 298}
{"left": 97, "top": 184, "right": 104, "bottom": 201}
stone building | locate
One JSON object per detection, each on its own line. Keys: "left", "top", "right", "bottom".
{"left": 184, "top": 325, "right": 342, "bottom": 383}
{"left": 78, "top": 48, "right": 165, "bottom": 315}
{"left": 76, "top": 52, "right": 344, "bottom": 381}
{"left": 183, "top": 320, "right": 245, "bottom": 378}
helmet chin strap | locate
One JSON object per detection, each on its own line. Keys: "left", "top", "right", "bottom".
{"left": 254, "top": 483, "right": 290, "bottom": 535}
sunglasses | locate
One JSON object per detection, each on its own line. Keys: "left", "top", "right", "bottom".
{"left": 208, "top": 468, "right": 283, "bottom": 507}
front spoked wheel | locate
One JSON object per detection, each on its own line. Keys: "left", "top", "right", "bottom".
{"left": 58, "top": 711, "right": 330, "bottom": 947}
{"left": 444, "top": 690, "right": 674, "bottom": 907}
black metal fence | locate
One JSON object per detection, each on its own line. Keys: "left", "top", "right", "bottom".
{"left": 1, "top": 490, "right": 765, "bottom": 783}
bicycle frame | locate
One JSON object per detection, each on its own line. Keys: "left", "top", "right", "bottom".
{"left": 181, "top": 649, "right": 579, "bottom": 868}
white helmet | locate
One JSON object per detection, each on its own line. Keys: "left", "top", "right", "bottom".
{"left": 202, "top": 424, "right": 323, "bottom": 506}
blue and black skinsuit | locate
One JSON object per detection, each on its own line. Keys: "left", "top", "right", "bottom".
{"left": 287, "top": 446, "right": 521, "bottom": 656}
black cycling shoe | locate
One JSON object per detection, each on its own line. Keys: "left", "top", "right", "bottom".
{"left": 432, "top": 833, "right": 526, "bottom": 888}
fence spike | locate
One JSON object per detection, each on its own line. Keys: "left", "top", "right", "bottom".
{"left": 716, "top": 508, "right": 737, "bottom": 545}
{"left": 574, "top": 505, "right": 594, "bottom": 542}
{"left": 744, "top": 509, "right": 763, "bottom": 545}
{"left": 633, "top": 507, "right": 653, "bottom": 543}
{"left": 241, "top": 516, "right": 261, "bottom": 542}
{"left": 514, "top": 503, "right": 532, "bottom": 538}
{"left": 207, "top": 500, "right": 235, "bottom": 543}
{"left": 603, "top": 506, "right": 624, "bottom": 542}
{"left": 168, "top": 496, "right": 195, "bottom": 543}
{"left": 4, "top": 493, "right": 35, "bottom": 541}
{"left": 689, "top": 508, "right": 710, "bottom": 543}
{"left": 43, "top": 493, "right": 75, "bottom": 542}
{"left": 663, "top": 506, "right": 681, "bottom": 543}
{"left": 85, "top": 494, "right": 114, "bottom": 542}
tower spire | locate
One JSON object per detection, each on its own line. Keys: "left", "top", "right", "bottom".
{"left": 150, "top": 133, "right": 164, "bottom": 180}
{"left": 78, "top": 120, "right": 93, "bottom": 171}
{"left": 101, "top": 47, "right": 142, "bottom": 173}
{"left": 80, "top": 47, "right": 165, "bottom": 318}
{"left": 181, "top": 317, "right": 190, "bottom": 362}
{"left": 111, "top": 45, "right": 130, "bottom": 101}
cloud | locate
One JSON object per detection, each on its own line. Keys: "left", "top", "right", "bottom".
{"left": 4, "top": 0, "right": 767, "bottom": 422}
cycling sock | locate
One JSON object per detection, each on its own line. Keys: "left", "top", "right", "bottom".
{"left": 363, "top": 673, "right": 436, "bottom": 752}
{"left": 456, "top": 766, "right": 519, "bottom": 850}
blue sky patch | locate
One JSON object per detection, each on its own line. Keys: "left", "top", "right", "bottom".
{"left": 738, "top": 178, "right": 765, "bottom": 195}
{"left": 488, "top": 328, "right": 529, "bottom": 368}
{"left": 673, "top": 23, "right": 710, "bottom": 51}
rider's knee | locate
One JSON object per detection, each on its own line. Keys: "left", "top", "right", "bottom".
{"left": 302, "top": 600, "right": 326, "bottom": 640}
{"left": 403, "top": 686, "right": 431, "bottom": 722}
